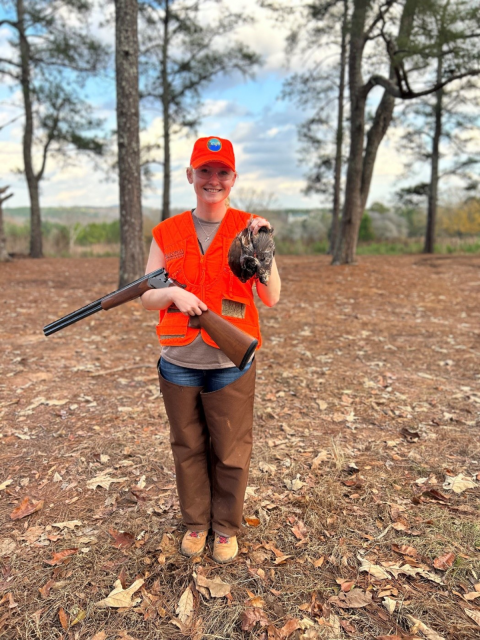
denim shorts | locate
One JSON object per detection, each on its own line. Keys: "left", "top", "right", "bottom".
{"left": 159, "top": 357, "right": 253, "bottom": 393}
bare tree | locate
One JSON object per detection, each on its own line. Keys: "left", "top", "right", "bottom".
{"left": 395, "top": 1, "right": 480, "bottom": 253}
{"left": 333, "top": 0, "right": 480, "bottom": 264}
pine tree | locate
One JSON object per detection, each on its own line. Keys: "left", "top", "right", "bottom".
{"left": 0, "top": 0, "right": 108, "bottom": 257}
{"left": 115, "top": 0, "right": 144, "bottom": 286}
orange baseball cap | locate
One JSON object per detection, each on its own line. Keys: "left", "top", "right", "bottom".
{"left": 190, "top": 136, "right": 236, "bottom": 172}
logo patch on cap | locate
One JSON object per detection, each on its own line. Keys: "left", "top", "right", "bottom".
{"left": 207, "top": 138, "right": 222, "bottom": 152}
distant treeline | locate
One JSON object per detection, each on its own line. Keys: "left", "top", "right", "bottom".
{"left": 6, "top": 198, "right": 480, "bottom": 257}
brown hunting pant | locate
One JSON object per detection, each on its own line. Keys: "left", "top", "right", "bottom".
{"left": 158, "top": 360, "right": 256, "bottom": 537}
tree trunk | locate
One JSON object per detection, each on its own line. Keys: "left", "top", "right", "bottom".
{"left": 0, "top": 192, "right": 13, "bottom": 262}
{"left": 329, "top": 0, "right": 348, "bottom": 255}
{"left": 115, "top": 0, "right": 144, "bottom": 287}
{"left": 424, "top": 55, "right": 443, "bottom": 254}
{"left": 333, "top": 0, "right": 417, "bottom": 265}
{"left": 161, "top": 0, "right": 171, "bottom": 221}
{"left": 332, "top": 0, "right": 370, "bottom": 265}
{"left": 17, "top": 0, "right": 42, "bottom": 258}
{"left": 360, "top": 0, "right": 416, "bottom": 211}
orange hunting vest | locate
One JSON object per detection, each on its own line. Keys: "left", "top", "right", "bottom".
{"left": 152, "top": 208, "right": 262, "bottom": 350}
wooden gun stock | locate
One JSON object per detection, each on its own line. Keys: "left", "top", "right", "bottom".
{"left": 188, "top": 310, "right": 257, "bottom": 370}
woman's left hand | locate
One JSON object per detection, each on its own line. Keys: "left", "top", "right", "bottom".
{"left": 250, "top": 217, "right": 272, "bottom": 235}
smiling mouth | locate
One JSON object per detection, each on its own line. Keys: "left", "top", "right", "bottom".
{"left": 204, "top": 188, "right": 222, "bottom": 192}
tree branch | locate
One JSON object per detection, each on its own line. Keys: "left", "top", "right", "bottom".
{"left": 366, "top": 69, "right": 480, "bottom": 99}
{"left": 0, "top": 19, "right": 19, "bottom": 29}
{"left": 364, "top": 0, "right": 398, "bottom": 41}
{"left": 36, "top": 104, "right": 65, "bottom": 181}
{"left": 0, "top": 192, "right": 14, "bottom": 205}
{"left": 0, "top": 57, "right": 21, "bottom": 68}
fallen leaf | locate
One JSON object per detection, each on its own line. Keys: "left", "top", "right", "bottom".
{"left": 175, "top": 586, "right": 193, "bottom": 623}
{"left": 391, "top": 544, "right": 418, "bottom": 557}
{"left": 95, "top": 579, "right": 144, "bottom": 608}
{"left": 312, "top": 556, "right": 324, "bottom": 568}
{"left": 386, "top": 563, "right": 443, "bottom": 584}
{"left": 382, "top": 597, "right": 396, "bottom": 614}
{"left": 39, "top": 580, "right": 55, "bottom": 599}
{"left": 464, "top": 592, "right": 480, "bottom": 601}
{"left": 59, "top": 607, "right": 69, "bottom": 631}
{"left": 328, "top": 588, "right": 372, "bottom": 609}
{"left": 443, "top": 473, "right": 476, "bottom": 493}
{"left": 4, "top": 592, "right": 18, "bottom": 609}
{"left": 10, "top": 496, "right": 44, "bottom": 520}
{"left": 245, "top": 593, "right": 266, "bottom": 608}
{"left": 339, "top": 580, "right": 355, "bottom": 592}
{"left": 51, "top": 520, "right": 82, "bottom": 530}
{"left": 259, "top": 462, "right": 276, "bottom": 474}
{"left": 291, "top": 520, "right": 308, "bottom": 540}
{"left": 422, "top": 488, "right": 450, "bottom": 502}
{"left": 244, "top": 516, "right": 261, "bottom": 527}
{"left": 279, "top": 618, "right": 301, "bottom": 637}
{"left": 0, "top": 539, "right": 16, "bottom": 557}
{"left": 465, "top": 609, "right": 480, "bottom": 627}
{"left": 340, "top": 618, "right": 356, "bottom": 635}
{"left": 358, "top": 556, "right": 390, "bottom": 580}
{"left": 433, "top": 552, "right": 455, "bottom": 570}
{"left": 44, "top": 549, "right": 78, "bottom": 566}
{"left": 284, "top": 476, "right": 306, "bottom": 491}
{"left": 241, "top": 607, "right": 269, "bottom": 631}
{"left": 108, "top": 529, "right": 135, "bottom": 549}
{"left": 194, "top": 573, "right": 231, "bottom": 598}
{"left": 316, "top": 401, "right": 328, "bottom": 411}
{"left": 406, "top": 614, "right": 446, "bottom": 639}
{"left": 0, "top": 479, "right": 13, "bottom": 491}
{"left": 90, "top": 633, "right": 107, "bottom": 640}
{"left": 87, "top": 474, "right": 127, "bottom": 490}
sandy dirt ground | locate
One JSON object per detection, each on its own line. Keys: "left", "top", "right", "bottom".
{"left": 0, "top": 254, "right": 479, "bottom": 640}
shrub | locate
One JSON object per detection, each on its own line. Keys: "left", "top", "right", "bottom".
{"left": 359, "top": 213, "right": 375, "bottom": 241}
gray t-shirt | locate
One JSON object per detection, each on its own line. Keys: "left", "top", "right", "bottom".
{"left": 161, "top": 212, "right": 236, "bottom": 370}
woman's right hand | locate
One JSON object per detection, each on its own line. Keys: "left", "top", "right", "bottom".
{"left": 169, "top": 287, "right": 208, "bottom": 316}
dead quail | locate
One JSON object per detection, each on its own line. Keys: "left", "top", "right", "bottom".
{"left": 252, "top": 225, "right": 275, "bottom": 285}
{"left": 228, "top": 218, "right": 275, "bottom": 284}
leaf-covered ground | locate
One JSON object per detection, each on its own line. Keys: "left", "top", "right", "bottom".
{"left": 0, "top": 255, "right": 479, "bottom": 640}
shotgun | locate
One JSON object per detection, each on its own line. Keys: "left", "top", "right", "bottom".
{"left": 43, "top": 268, "right": 258, "bottom": 370}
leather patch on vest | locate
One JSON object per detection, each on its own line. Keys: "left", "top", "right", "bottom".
{"left": 165, "top": 249, "right": 184, "bottom": 261}
{"left": 222, "top": 299, "right": 246, "bottom": 319}
{"left": 167, "top": 306, "right": 181, "bottom": 313}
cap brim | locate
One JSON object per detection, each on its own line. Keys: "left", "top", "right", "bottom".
{"left": 191, "top": 154, "right": 235, "bottom": 172}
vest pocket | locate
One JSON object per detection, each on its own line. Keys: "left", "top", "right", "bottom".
{"left": 222, "top": 298, "right": 247, "bottom": 319}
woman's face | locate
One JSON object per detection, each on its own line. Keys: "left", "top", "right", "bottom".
{"left": 187, "top": 162, "right": 236, "bottom": 206}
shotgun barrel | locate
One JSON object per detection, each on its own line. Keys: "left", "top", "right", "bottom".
{"left": 43, "top": 268, "right": 168, "bottom": 337}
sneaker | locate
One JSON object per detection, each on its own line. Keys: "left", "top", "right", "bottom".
{"left": 181, "top": 530, "right": 207, "bottom": 557}
{"left": 213, "top": 534, "right": 238, "bottom": 564}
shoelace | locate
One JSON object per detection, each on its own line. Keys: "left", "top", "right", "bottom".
{"left": 189, "top": 531, "right": 204, "bottom": 538}
{"left": 217, "top": 536, "right": 230, "bottom": 544}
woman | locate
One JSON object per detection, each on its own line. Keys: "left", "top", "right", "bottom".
{"left": 141, "top": 136, "right": 281, "bottom": 563}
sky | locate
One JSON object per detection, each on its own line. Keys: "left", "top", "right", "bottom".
{"left": 0, "top": 0, "right": 414, "bottom": 213}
